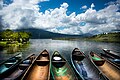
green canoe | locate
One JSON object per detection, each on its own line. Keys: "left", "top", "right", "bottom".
{"left": 51, "top": 51, "right": 78, "bottom": 80}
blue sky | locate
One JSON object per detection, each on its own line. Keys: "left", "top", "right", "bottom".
{"left": 0, "top": 0, "right": 120, "bottom": 35}
{"left": 39, "top": 0, "right": 117, "bottom": 14}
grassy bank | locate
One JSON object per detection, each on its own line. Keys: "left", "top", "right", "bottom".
{"left": 0, "top": 41, "right": 30, "bottom": 47}
{"left": 85, "top": 32, "right": 120, "bottom": 43}
{"left": 52, "top": 32, "right": 120, "bottom": 43}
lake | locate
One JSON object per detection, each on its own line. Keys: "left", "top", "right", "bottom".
{"left": 0, "top": 39, "right": 120, "bottom": 63}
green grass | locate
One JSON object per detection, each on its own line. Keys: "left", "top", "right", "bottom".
{"left": 0, "top": 41, "right": 7, "bottom": 47}
{"left": 0, "top": 41, "right": 30, "bottom": 47}
{"left": 85, "top": 32, "right": 120, "bottom": 43}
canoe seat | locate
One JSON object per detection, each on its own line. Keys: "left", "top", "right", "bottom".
{"left": 114, "top": 59, "right": 120, "bottom": 63}
{"left": 36, "top": 60, "right": 50, "bottom": 66}
{"left": 52, "top": 61, "right": 66, "bottom": 68}
{"left": 5, "top": 62, "right": 15, "bottom": 65}
{"left": 23, "top": 60, "right": 31, "bottom": 64}
{"left": 19, "top": 64, "right": 30, "bottom": 70}
{"left": 19, "top": 64, "right": 30, "bottom": 67}
{"left": 41, "top": 53, "right": 49, "bottom": 57}
{"left": 5, "top": 62, "right": 16, "bottom": 68}
{"left": 73, "top": 55, "right": 85, "bottom": 61}
{"left": 74, "top": 51, "right": 83, "bottom": 55}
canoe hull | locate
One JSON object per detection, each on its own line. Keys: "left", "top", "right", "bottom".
{"left": 90, "top": 52, "right": 105, "bottom": 66}
{"left": 51, "top": 51, "right": 78, "bottom": 80}
{"left": 100, "top": 53, "right": 120, "bottom": 69}
{"left": 0, "top": 53, "right": 22, "bottom": 78}
{"left": 103, "top": 49, "right": 120, "bottom": 59}
{"left": 22, "top": 50, "right": 50, "bottom": 80}
{"left": 2, "top": 54, "right": 35, "bottom": 80}
{"left": 89, "top": 51, "right": 120, "bottom": 80}
{"left": 71, "top": 48, "right": 108, "bottom": 80}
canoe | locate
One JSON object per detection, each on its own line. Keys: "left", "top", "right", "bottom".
{"left": 1, "top": 54, "right": 35, "bottom": 80}
{"left": 71, "top": 48, "right": 108, "bottom": 80}
{"left": 90, "top": 51, "right": 105, "bottom": 66}
{"left": 89, "top": 51, "right": 120, "bottom": 80}
{"left": 100, "top": 53, "right": 120, "bottom": 69}
{"left": 21, "top": 50, "right": 50, "bottom": 80}
{"left": 102, "top": 49, "right": 120, "bottom": 68}
{"left": 51, "top": 51, "right": 78, "bottom": 80}
{"left": 0, "top": 52, "right": 22, "bottom": 78}
{"left": 103, "top": 49, "right": 120, "bottom": 59}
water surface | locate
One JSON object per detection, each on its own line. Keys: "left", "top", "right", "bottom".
{"left": 0, "top": 39, "right": 120, "bottom": 62}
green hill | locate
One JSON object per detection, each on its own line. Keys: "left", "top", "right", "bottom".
{"left": 86, "top": 32, "right": 120, "bottom": 42}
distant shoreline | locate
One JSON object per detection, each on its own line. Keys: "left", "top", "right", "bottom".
{"left": 52, "top": 38, "right": 120, "bottom": 43}
{"left": 52, "top": 32, "right": 120, "bottom": 43}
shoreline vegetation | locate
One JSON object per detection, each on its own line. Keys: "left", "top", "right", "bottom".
{"left": 52, "top": 32, "right": 120, "bottom": 43}
{"left": 85, "top": 32, "right": 120, "bottom": 43}
{"left": 0, "top": 29, "right": 31, "bottom": 51}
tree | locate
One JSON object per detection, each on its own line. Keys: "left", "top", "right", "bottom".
{"left": 0, "top": 29, "right": 13, "bottom": 40}
{"left": 18, "top": 31, "right": 31, "bottom": 43}
{"left": 0, "top": 29, "right": 31, "bottom": 43}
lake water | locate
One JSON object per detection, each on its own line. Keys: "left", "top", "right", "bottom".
{"left": 0, "top": 39, "right": 120, "bottom": 63}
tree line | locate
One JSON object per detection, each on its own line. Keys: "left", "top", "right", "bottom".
{"left": 0, "top": 29, "right": 31, "bottom": 44}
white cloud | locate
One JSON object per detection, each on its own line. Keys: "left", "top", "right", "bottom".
{"left": 61, "top": 3, "right": 68, "bottom": 8}
{"left": 91, "top": 3, "right": 95, "bottom": 8}
{"left": 81, "top": 5, "right": 87, "bottom": 9}
{"left": 0, "top": 0, "right": 120, "bottom": 35}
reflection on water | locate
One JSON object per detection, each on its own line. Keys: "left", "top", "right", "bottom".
{"left": 0, "top": 39, "right": 120, "bottom": 63}
{"left": 1, "top": 44, "right": 30, "bottom": 54}
{"left": 0, "top": 44, "right": 29, "bottom": 62}
{"left": 5, "top": 45, "right": 19, "bottom": 53}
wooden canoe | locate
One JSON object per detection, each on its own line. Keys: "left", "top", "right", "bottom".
{"left": 100, "top": 53, "right": 120, "bottom": 69}
{"left": 0, "top": 52, "right": 22, "bottom": 78}
{"left": 103, "top": 49, "right": 120, "bottom": 59}
{"left": 51, "top": 51, "right": 78, "bottom": 80}
{"left": 1, "top": 54, "right": 35, "bottom": 80}
{"left": 89, "top": 51, "right": 120, "bottom": 80}
{"left": 21, "top": 50, "right": 50, "bottom": 80}
{"left": 90, "top": 51, "right": 105, "bottom": 66}
{"left": 71, "top": 48, "right": 108, "bottom": 80}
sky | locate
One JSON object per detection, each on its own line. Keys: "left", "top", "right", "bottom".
{"left": 0, "top": 0, "right": 120, "bottom": 35}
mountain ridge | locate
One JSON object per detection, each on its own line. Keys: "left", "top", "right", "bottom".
{"left": 14, "top": 28, "right": 93, "bottom": 39}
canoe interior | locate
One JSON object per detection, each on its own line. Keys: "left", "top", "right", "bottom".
{"left": 72, "top": 48, "right": 107, "bottom": 80}
{"left": 51, "top": 62, "right": 78, "bottom": 80}
{"left": 90, "top": 52, "right": 120, "bottom": 80}
{"left": 52, "top": 61, "right": 66, "bottom": 68}
{"left": 101, "top": 53, "right": 114, "bottom": 59}
{"left": 22, "top": 50, "right": 50, "bottom": 80}
{"left": 2, "top": 54, "right": 35, "bottom": 80}
{"left": 0, "top": 53, "right": 22, "bottom": 77}
{"left": 72, "top": 54, "right": 85, "bottom": 61}
{"left": 51, "top": 51, "right": 77, "bottom": 80}
{"left": 101, "top": 53, "right": 120, "bottom": 68}
{"left": 72, "top": 48, "right": 85, "bottom": 61}
{"left": 103, "top": 49, "right": 120, "bottom": 59}
{"left": 90, "top": 52, "right": 105, "bottom": 66}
